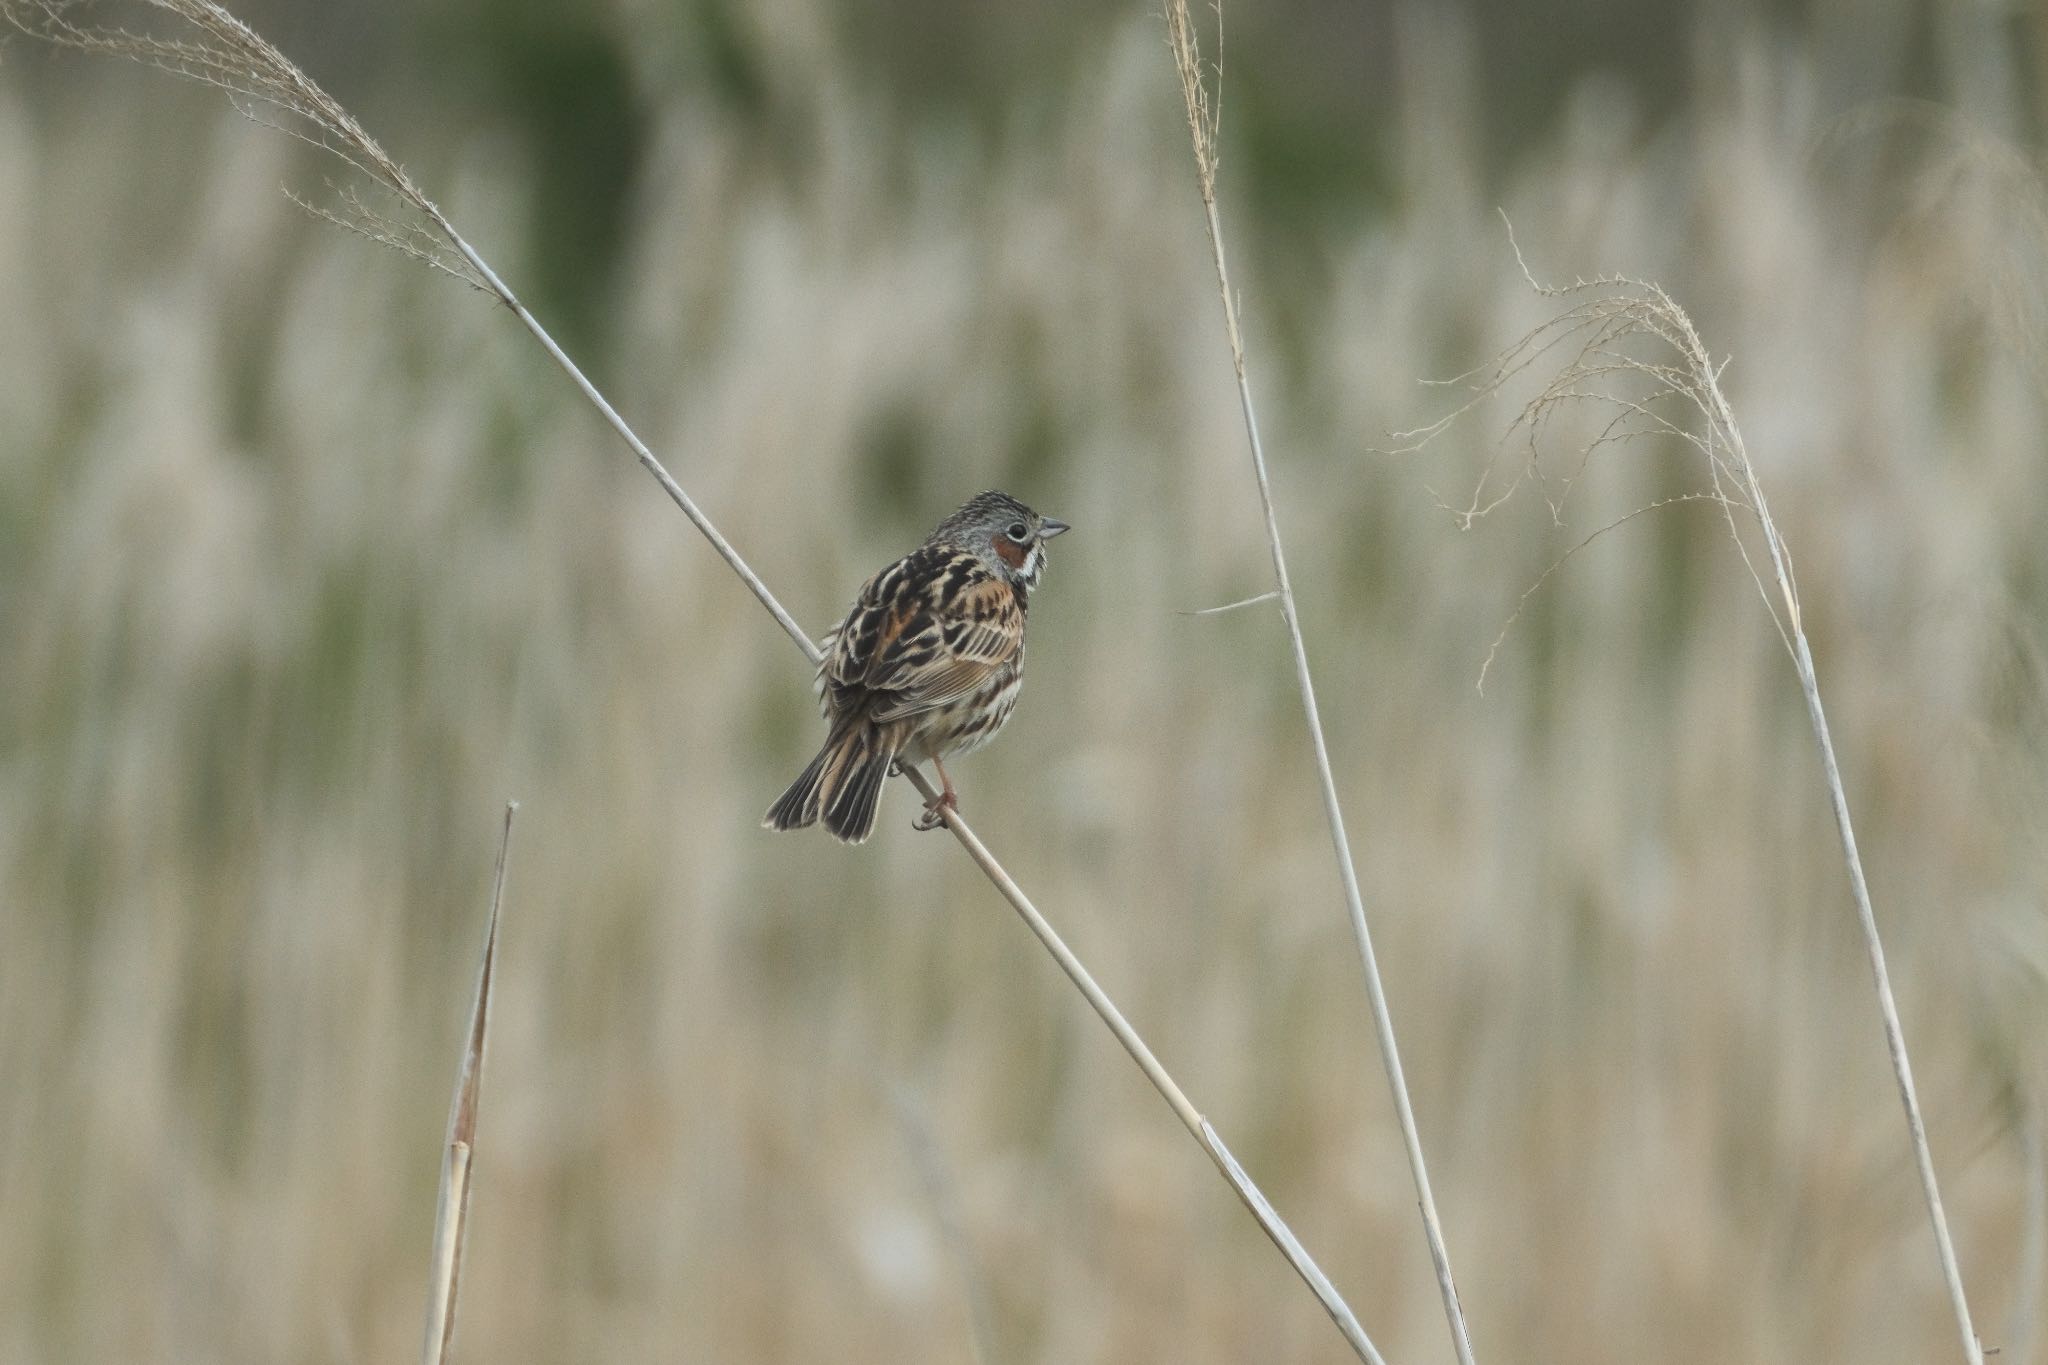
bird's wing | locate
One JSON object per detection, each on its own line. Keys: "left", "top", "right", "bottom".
{"left": 823, "top": 553, "right": 1020, "bottom": 724}
{"left": 866, "top": 598, "right": 1021, "bottom": 723}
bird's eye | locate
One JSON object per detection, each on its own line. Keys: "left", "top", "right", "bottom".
{"left": 1005, "top": 522, "right": 1030, "bottom": 542}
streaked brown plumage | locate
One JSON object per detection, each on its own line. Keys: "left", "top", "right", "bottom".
{"left": 764, "top": 490, "right": 1069, "bottom": 842}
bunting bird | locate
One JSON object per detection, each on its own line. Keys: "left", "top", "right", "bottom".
{"left": 764, "top": 490, "right": 1069, "bottom": 842}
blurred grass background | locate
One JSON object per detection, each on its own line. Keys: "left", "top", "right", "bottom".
{"left": 6, "top": 0, "right": 2048, "bottom": 1360}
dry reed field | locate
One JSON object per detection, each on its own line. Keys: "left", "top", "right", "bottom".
{"left": 5, "top": 2, "right": 2048, "bottom": 1362}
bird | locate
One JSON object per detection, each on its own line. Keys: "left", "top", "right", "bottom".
{"left": 763, "top": 490, "right": 1070, "bottom": 843}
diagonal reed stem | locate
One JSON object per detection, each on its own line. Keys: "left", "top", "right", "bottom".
{"left": 1162, "top": 5, "right": 1476, "bottom": 1361}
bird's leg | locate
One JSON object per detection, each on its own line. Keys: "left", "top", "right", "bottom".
{"left": 912, "top": 757, "right": 959, "bottom": 832}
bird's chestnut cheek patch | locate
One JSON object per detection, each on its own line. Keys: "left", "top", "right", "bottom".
{"left": 995, "top": 537, "right": 1029, "bottom": 569}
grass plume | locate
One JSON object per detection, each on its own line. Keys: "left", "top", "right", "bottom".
{"left": 3, "top": 0, "right": 486, "bottom": 288}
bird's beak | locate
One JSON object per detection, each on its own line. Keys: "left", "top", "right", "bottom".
{"left": 1039, "top": 518, "right": 1071, "bottom": 539}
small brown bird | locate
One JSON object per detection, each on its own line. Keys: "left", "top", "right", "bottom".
{"left": 764, "top": 490, "right": 1070, "bottom": 842}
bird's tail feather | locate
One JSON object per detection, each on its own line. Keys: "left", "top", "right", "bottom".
{"left": 820, "top": 727, "right": 897, "bottom": 843}
{"left": 762, "top": 742, "right": 832, "bottom": 833}
{"left": 763, "top": 724, "right": 899, "bottom": 843}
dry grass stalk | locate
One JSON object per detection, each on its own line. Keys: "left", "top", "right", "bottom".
{"left": 1405, "top": 222, "right": 1985, "bottom": 1365}
{"left": 1163, "top": 4, "right": 1478, "bottom": 1362}
{"left": 422, "top": 800, "right": 516, "bottom": 1365}
{"left": 13, "top": 2, "right": 1385, "bottom": 1356}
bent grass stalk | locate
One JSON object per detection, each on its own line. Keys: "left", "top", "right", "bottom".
{"left": 4, "top": 2, "right": 1384, "bottom": 1358}
{"left": 1401, "top": 223, "right": 1984, "bottom": 1365}
{"left": 1162, "top": 5, "right": 1478, "bottom": 1363}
